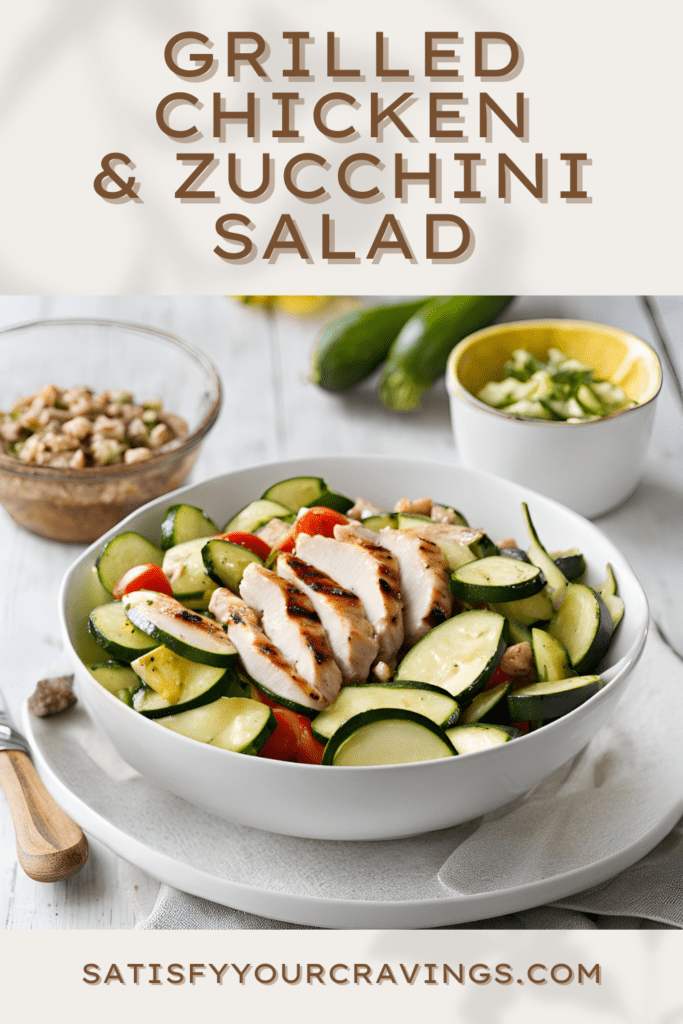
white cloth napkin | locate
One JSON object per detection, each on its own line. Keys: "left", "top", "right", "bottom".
{"left": 136, "top": 625, "right": 683, "bottom": 930}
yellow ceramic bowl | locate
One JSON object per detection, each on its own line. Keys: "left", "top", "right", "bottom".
{"left": 447, "top": 319, "right": 662, "bottom": 518}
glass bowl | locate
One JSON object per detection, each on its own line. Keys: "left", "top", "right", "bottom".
{"left": 0, "top": 319, "right": 221, "bottom": 542}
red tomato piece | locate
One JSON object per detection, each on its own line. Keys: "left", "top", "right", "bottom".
{"left": 112, "top": 563, "right": 173, "bottom": 600}
{"left": 510, "top": 721, "right": 531, "bottom": 734}
{"left": 215, "top": 531, "right": 271, "bottom": 561}
{"left": 270, "top": 506, "right": 350, "bottom": 557}
{"left": 259, "top": 707, "right": 325, "bottom": 765}
{"left": 483, "top": 665, "right": 512, "bottom": 691}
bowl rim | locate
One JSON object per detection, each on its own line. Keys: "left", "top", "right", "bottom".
{"left": 446, "top": 317, "right": 663, "bottom": 427}
{"left": 58, "top": 453, "right": 650, "bottom": 776}
{"left": 0, "top": 317, "right": 222, "bottom": 480}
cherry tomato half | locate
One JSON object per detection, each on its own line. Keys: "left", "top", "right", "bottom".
{"left": 483, "top": 665, "right": 512, "bottom": 691}
{"left": 258, "top": 706, "right": 325, "bottom": 764}
{"left": 214, "top": 531, "right": 271, "bottom": 561}
{"left": 112, "top": 563, "right": 173, "bottom": 600}
{"left": 277, "top": 506, "right": 350, "bottom": 554}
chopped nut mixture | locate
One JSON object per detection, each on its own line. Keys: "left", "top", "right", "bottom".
{"left": 0, "top": 386, "right": 188, "bottom": 468}
{"left": 28, "top": 675, "right": 77, "bottom": 717}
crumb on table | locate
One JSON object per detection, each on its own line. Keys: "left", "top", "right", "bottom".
{"left": 28, "top": 675, "right": 77, "bottom": 717}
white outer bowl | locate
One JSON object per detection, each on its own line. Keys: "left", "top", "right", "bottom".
{"left": 446, "top": 320, "right": 661, "bottom": 519}
{"left": 59, "top": 455, "right": 649, "bottom": 841}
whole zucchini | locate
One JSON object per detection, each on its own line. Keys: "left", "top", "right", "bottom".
{"left": 379, "top": 295, "right": 513, "bottom": 411}
{"left": 311, "top": 299, "right": 427, "bottom": 391}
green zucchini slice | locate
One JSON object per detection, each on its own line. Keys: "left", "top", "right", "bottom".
{"left": 490, "top": 590, "right": 553, "bottom": 626}
{"left": 201, "top": 539, "right": 263, "bottom": 592}
{"left": 531, "top": 628, "right": 573, "bottom": 682}
{"left": 162, "top": 538, "right": 218, "bottom": 602}
{"left": 507, "top": 675, "right": 603, "bottom": 721}
{"left": 223, "top": 499, "right": 293, "bottom": 534}
{"left": 362, "top": 513, "right": 398, "bottom": 531}
{"left": 522, "top": 503, "right": 568, "bottom": 610}
{"left": 550, "top": 549, "right": 586, "bottom": 581}
{"left": 548, "top": 583, "right": 614, "bottom": 674}
{"left": 88, "top": 660, "right": 141, "bottom": 694}
{"left": 123, "top": 590, "right": 238, "bottom": 668}
{"left": 131, "top": 647, "right": 237, "bottom": 718}
{"left": 321, "top": 709, "right": 456, "bottom": 766}
{"left": 450, "top": 556, "right": 544, "bottom": 603}
{"left": 96, "top": 532, "right": 164, "bottom": 593}
{"left": 507, "top": 619, "right": 533, "bottom": 645}
{"left": 311, "top": 681, "right": 459, "bottom": 745}
{"left": 446, "top": 723, "right": 521, "bottom": 754}
{"left": 160, "top": 504, "right": 218, "bottom": 550}
{"left": 594, "top": 563, "right": 625, "bottom": 629}
{"left": 395, "top": 609, "right": 508, "bottom": 705}
{"left": 88, "top": 602, "right": 157, "bottom": 662}
{"left": 458, "top": 680, "right": 512, "bottom": 724}
{"left": 261, "top": 476, "right": 354, "bottom": 514}
{"left": 160, "top": 697, "right": 276, "bottom": 754}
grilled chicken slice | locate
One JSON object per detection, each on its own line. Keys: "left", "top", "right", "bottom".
{"left": 377, "top": 528, "right": 453, "bottom": 645}
{"left": 208, "top": 587, "right": 329, "bottom": 711}
{"left": 240, "top": 563, "right": 342, "bottom": 703}
{"left": 296, "top": 523, "right": 403, "bottom": 664}
{"left": 277, "top": 552, "right": 379, "bottom": 684}
{"left": 209, "top": 587, "right": 259, "bottom": 627}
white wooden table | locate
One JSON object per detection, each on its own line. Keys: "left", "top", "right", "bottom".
{"left": 0, "top": 295, "right": 680, "bottom": 929}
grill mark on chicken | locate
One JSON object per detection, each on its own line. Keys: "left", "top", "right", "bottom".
{"left": 239, "top": 563, "right": 341, "bottom": 701}
{"left": 277, "top": 550, "right": 379, "bottom": 684}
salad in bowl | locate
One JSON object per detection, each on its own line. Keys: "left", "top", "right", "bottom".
{"left": 60, "top": 456, "right": 648, "bottom": 839}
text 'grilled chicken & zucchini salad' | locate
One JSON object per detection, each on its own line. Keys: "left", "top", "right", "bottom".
{"left": 84, "top": 475, "right": 625, "bottom": 767}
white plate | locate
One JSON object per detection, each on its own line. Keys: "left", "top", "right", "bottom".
{"left": 23, "top": 696, "right": 680, "bottom": 929}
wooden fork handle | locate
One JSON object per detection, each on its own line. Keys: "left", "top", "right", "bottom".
{"left": 0, "top": 749, "right": 89, "bottom": 882}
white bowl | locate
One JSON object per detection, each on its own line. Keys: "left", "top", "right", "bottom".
{"left": 59, "top": 455, "right": 649, "bottom": 840}
{"left": 446, "top": 319, "right": 662, "bottom": 518}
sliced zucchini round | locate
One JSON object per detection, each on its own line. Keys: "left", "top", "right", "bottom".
{"left": 435, "top": 504, "right": 469, "bottom": 527}
{"left": 162, "top": 538, "right": 218, "bottom": 601}
{"left": 548, "top": 583, "right": 614, "bottom": 673}
{"left": 96, "top": 532, "right": 164, "bottom": 593}
{"left": 160, "top": 504, "right": 218, "bottom": 550}
{"left": 311, "top": 681, "right": 459, "bottom": 745}
{"left": 131, "top": 647, "right": 237, "bottom": 718}
{"left": 223, "top": 498, "right": 293, "bottom": 534}
{"left": 459, "top": 679, "right": 511, "bottom": 724}
{"left": 88, "top": 660, "right": 141, "bottom": 694}
{"left": 490, "top": 589, "right": 553, "bottom": 626}
{"left": 395, "top": 609, "right": 507, "bottom": 705}
{"left": 522, "top": 503, "right": 567, "bottom": 610}
{"left": 507, "top": 619, "right": 533, "bottom": 645}
{"left": 498, "top": 546, "right": 531, "bottom": 563}
{"left": 160, "top": 697, "right": 276, "bottom": 755}
{"left": 550, "top": 549, "right": 586, "bottom": 581}
{"left": 446, "top": 723, "right": 521, "bottom": 754}
{"left": 362, "top": 513, "right": 398, "bottom": 531}
{"left": 507, "top": 675, "right": 602, "bottom": 721}
{"left": 450, "top": 556, "right": 544, "bottom": 603}
{"left": 261, "top": 476, "right": 353, "bottom": 514}
{"left": 594, "top": 563, "right": 625, "bottom": 629}
{"left": 201, "top": 539, "right": 263, "bottom": 592}
{"left": 123, "top": 590, "right": 238, "bottom": 667}
{"left": 88, "top": 602, "right": 157, "bottom": 662}
{"left": 531, "top": 627, "right": 573, "bottom": 682}
{"left": 321, "top": 709, "right": 456, "bottom": 766}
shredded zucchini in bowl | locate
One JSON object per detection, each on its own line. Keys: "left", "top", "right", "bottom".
{"left": 477, "top": 348, "right": 637, "bottom": 422}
